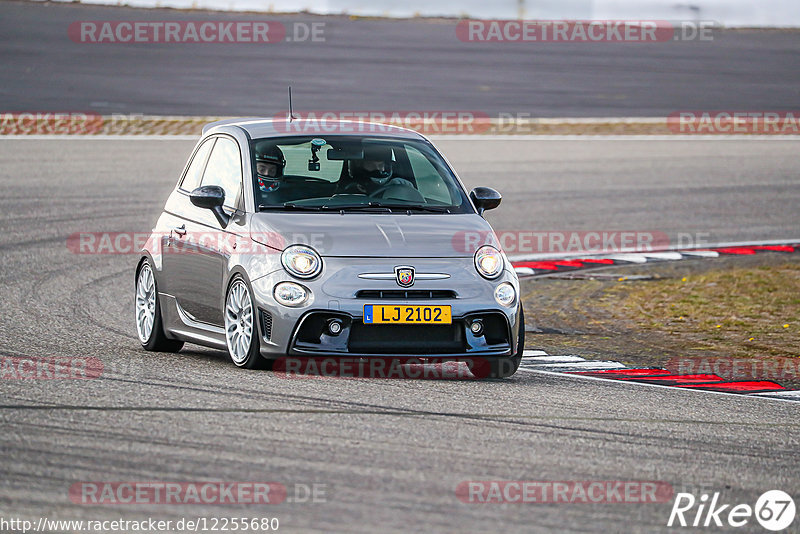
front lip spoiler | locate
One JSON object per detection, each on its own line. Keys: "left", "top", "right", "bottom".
{"left": 283, "top": 349, "right": 513, "bottom": 359}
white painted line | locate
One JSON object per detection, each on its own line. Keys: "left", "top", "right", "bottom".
{"left": 752, "top": 390, "right": 800, "bottom": 399}
{"left": 516, "top": 368, "right": 800, "bottom": 403}
{"left": 514, "top": 267, "right": 535, "bottom": 276}
{"left": 525, "top": 361, "right": 627, "bottom": 370}
{"left": 642, "top": 252, "right": 684, "bottom": 260}
{"left": 603, "top": 254, "right": 650, "bottom": 263}
{"left": 679, "top": 250, "right": 721, "bottom": 258}
{"left": 523, "top": 355, "right": 587, "bottom": 364}
{"left": 686, "top": 239, "right": 800, "bottom": 249}
{"left": 522, "top": 350, "right": 550, "bottom": 357}
{"left": 508, "top": 239, "right": 799, "bottom": 262}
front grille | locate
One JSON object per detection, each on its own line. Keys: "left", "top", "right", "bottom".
{"left": 355, "top": 289, "right": 457, "bottom": 299}
{"left": 348, "top": 322, "right": 464, "bottom": 354}
{"left": 260, "top": 310, "right": 273, "bottom": 341}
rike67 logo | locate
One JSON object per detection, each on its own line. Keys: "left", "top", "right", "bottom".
{"left": 668, "top": 490, "right": 795, "bottom": 531}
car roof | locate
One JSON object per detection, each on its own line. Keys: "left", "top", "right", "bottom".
{"left": 202, "top": 118, "right": 427, "bottom": 141}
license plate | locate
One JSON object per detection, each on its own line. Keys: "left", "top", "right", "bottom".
{"left": 363, "top": 305, "right": 452, "bottom": 324}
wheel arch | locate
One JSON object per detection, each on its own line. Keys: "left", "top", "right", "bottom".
{"left": 221, "top": 265, "right": 253, "bottom": 311}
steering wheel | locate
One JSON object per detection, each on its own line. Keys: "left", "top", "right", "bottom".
{"left": 338, "top": 181, "right": 366, "bottom": 194}
{"left": 369, "top": 181, "right": 426, "bottom": 203}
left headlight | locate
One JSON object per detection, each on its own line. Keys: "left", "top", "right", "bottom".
{"left": 274, "top": 281, "right": 309, "bottom": 307}
{"left": 494, "top": 282, "right": 516, "bottom": 307}
{"left": 474, "top": 245, "right": 503, "bottom": 279}
{"left": 281, "top": 245, "right": 323, "bottom": 279}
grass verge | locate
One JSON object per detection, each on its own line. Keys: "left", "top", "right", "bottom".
{"left": 600, "top": 263, "right": 800, "bottom": 359}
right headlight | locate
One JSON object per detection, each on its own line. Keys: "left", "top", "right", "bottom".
{"left": 281, "top": 245, "right": 322, "bottom": 279}
{"left": 474, "top": 245, "right": 503, "bottom": 279}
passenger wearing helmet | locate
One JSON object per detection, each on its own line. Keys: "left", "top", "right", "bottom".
{"left": 256, "top": 144, "right": 285, "bottom": 178}
{"left": 254, "top": 144, "right": 286, "bottom": 195}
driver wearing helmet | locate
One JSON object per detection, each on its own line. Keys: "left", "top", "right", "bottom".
{"left": 255, "top": 144, "right": 285, "bottom": 193}
{"left": 340, "top": 145, "right": 412, "bottom": 195}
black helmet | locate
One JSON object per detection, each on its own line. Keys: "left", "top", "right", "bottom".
{"left": 351, "top": 145, "right": 393, "bottom": 183}
{"left": 255, "top": 144, "right": 285, "bottom": 178}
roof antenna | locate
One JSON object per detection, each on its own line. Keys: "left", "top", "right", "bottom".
{"left": 288, "top": 86, "right": 297, "bottom": 122}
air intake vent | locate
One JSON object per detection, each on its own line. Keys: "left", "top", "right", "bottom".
{"left": 348, "top": 322, "right": 464, "bottom": 354}
{"left": 355, "top": 290, "right": 457, "bottom": 299}
{"left": 260, "top": 310, "right": 273, "bottom": 341}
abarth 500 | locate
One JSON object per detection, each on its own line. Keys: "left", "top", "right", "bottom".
{"left": 135, "top": 119, "right": 524, "bottom": 378}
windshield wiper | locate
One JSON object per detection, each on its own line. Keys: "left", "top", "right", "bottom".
{"left": 365, "top": 202, "right": 451, "bottom": 213}
{"left": 259, "top": 202, "right": 451, "bottom": 213}
{"left": 258, "top": 203, "right": 333, "bottom": 211}
{"left": 313, "top": 203, "right": 450, "bottom": 213}
{"left": 260, "top": 203, "right": 386, "bottom": 213}
{"left": 323, "top": 204, "right": 393, "bottom": 213}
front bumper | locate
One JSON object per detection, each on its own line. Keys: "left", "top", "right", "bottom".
{"left": 250, "top": 256, "right": 521, "bottom": 358}
{"left": 288, "top": 309, "right": 513, "bottom": 357}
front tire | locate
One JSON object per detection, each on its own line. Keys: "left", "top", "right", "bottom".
{"left": 224, "top": 276, "right": 268, "bottom": 369}
{"left": 135, "top": 259, "right": 184, "bottom": 352}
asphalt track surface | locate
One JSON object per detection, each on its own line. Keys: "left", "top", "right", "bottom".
{"left": 0, "top": 137, "right": 798, "bottom": 532}
{"left": 2, "top": 1, "right": 800, "bottom": 116}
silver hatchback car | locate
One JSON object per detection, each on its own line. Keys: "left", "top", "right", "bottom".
{"left": 135, "top": 119, "right": 524, "bottom": 378}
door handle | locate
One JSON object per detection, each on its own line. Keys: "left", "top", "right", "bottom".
{"left": 171, "top": 224, "right": 187, "bottom": 237}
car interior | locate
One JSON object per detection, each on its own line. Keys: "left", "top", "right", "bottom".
{"left": 252, "top": 136, "right": 461, "bottom": 209}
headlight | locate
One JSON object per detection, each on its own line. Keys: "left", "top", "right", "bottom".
{"left": 274, "top": 282, "right": 309, "bottom": 307}
{"left": 281, "top": 245, "right": 322, "bottom": 279}
{"left": 494, "top": 282, "right": 516, "bottom": 307}
{"left": 474, "top": 245, "right": 503, "bottom": 279}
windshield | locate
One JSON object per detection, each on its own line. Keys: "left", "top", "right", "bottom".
{"left": 250, "top": 136, "right": 473, "bottom": 213}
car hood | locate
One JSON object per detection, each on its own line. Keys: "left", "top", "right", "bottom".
{"left": 249, "top": 212, "right": 495, "bottom": 258}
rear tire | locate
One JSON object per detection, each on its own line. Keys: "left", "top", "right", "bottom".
{"left": 135, "top": 259, "right": 184, "bottom": 352}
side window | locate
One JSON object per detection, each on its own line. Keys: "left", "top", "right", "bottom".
{"left": 180, "top": 138, "right": 214, "bottom": 192}
{"left": 406, "top": 145, "right": 453, "bottom": 204}
{"left": 201, "top": 137, "right": 242, "bottom": 210}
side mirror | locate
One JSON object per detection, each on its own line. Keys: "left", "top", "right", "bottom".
{"left": 190, "top": 185, "right": 230, "bottom": 227}
{"left": 469, "top": 187, "right": 502, "bottom": 216}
